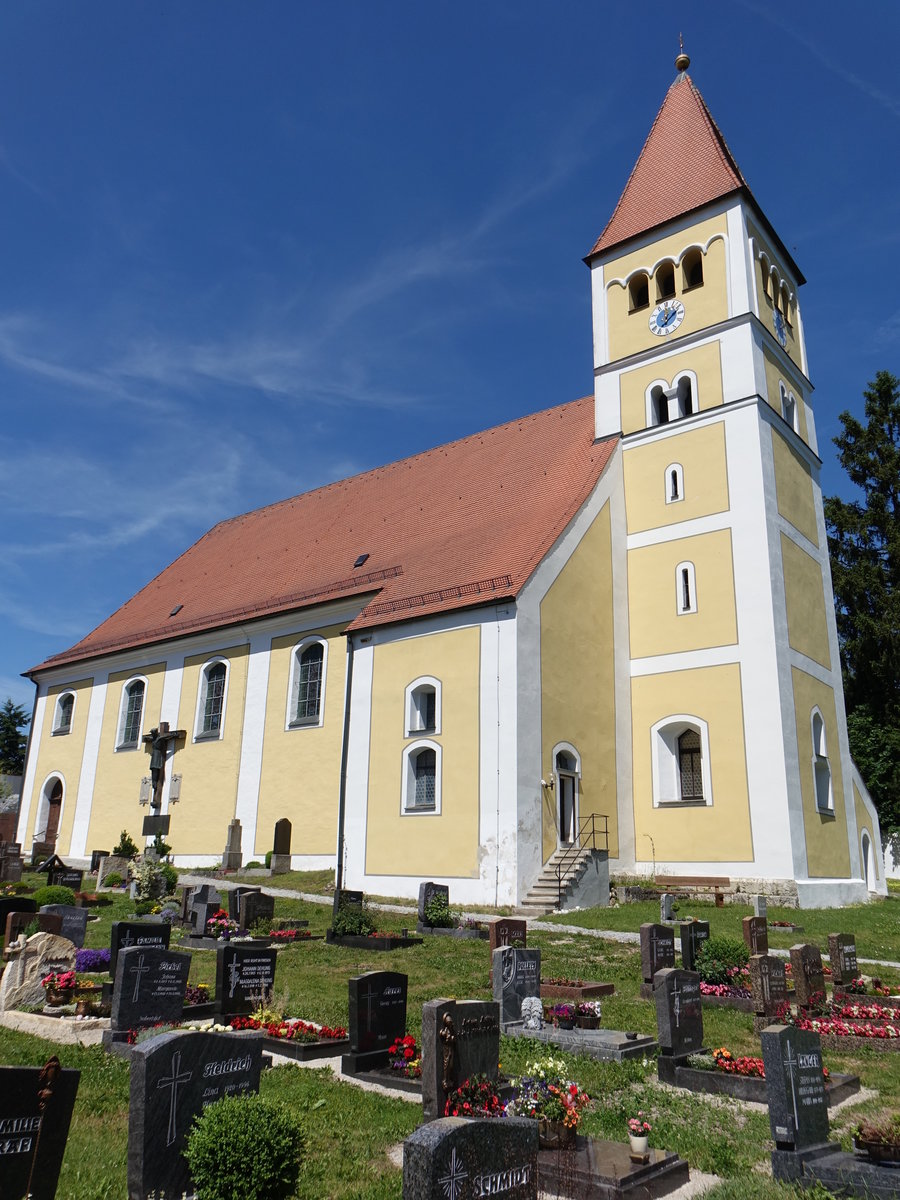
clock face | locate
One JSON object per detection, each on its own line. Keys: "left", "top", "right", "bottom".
{"left": 649, "top": 299, "right": 685, "bottom": 336}
{"left": 773, "top": 309, "right": 787, "bottom": 348}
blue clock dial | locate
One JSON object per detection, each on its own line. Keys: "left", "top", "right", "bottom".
{"left": 649, "top": 300, "right": 685, "bottom": 336}
{"left": 773, "top": 309, "right": 787, "bottom": 348}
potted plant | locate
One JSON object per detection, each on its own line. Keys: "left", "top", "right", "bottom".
{"left": 854, "top": 1113, "right": 900, "bottom": 1164}
{"left": 41, "top": 970, "right": 77, "bottom": 1006}
{"left": 506, "top": 1058, "right": 590, "bottom": 1149}
{"left": 576, "top": 1001, "right": 602, "bottom": 1029}
{"left": 627, "top": 1111, "right": 652, "bottom": 1160}
{"left": 550, "top": 1003, "right": 576, "bottom": 1030}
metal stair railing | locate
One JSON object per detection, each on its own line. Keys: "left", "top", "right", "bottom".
{"left": 554, "top": 814, "right": 608, "bottom": 909}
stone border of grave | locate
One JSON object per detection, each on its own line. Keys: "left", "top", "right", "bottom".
{"left": 179, "top": 933, "right": 324, "bottom": 951}
{"left": 325, "top": 932, "right": 424, "bottom": 950}
{"left": 537, "top": 1135, "right": 690, "bottom": 1199}
{"left": 833, "top": 990, "right": 900, "bottom": 1010}
{"left": 662, "top": 1061, "right": 860, "bottom": 1107}
{"left": 344, "top": 1065, "right": 423, "bottom": 1097}
{"left": 540, "top": 981, "right": 615, "bottom": 1002}
{"left": 504, "top": 1023, "right": 657, "bottom": 1064}
{"left": 698, "top": 992, "right": 755, "bottom": 1012}
{"left": 415, "top": 924, "right": 489, "bottom": 940}
{"left": 262, "top": 1032, "right": 350, "bottom": 1061}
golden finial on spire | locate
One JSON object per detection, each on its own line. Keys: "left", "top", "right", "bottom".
{"left": 675, "top": 34, "right": 690, "bottom": 73}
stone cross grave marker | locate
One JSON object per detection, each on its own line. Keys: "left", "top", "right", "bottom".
{"left": 743, "top": 915, "right": 769, "bottom": 957}
{"left": 271, "top": 817, "right": 292, "bottom": 873}
{"left": 403, "top": 1115, "right": 538, "bottom": 1200}
{"left": 760, "top": 1024, "right": 830, "bottom": 1150}
{"left": 0, "top": 1059, "right": 81, "bottom": 1200}
{"left": 109, "top": 920, "right": 170, "bottom": 979}
{"left": 5, "top": 910, "right": 62, "bottom": 946}
{"left": 654, "top": 968, "right": 704, "bottom": 1060}
{"left": 97, "top": 855, "right": 130, "bottom": 889}
{"left": 0, "top": 932, "right": 77, "bottom": 1010}
{"left": 221, "top": 818, "right": 242, "bottom": 871}
{"left": 48, "top": 864, "right": 83, "bottom": 892}
{"left": 343, "top": 970, "right": 408, "bottom": 1073}
{"left": 752, "top": 894, "right": 768, "bottom": 919}
{"left": 789, "top": 944, "right": 826, "bottom": 1010}
{"left": 109, "top": 946, "right": 190, "bottom": 1035}
{"left": 679, "top": 920, "right": 710, "bottom": 972}
{"left": 39, "top": 904, "right": 88, "bottom": 949}
{"left": 214, "top": 943, "right": 277, "bottom": 1017}
{"left": 238, "top": 889, "right": 275, "bottom": 932}
{"left": 128, "top": 1029, "right": 263, "bottom": 1200}
{"left": 228, "top": 885, "right": 261, "bottom": 922}
{"left": 660, "top": 893, "right": 676, "bottom": 922}
{"left": 640, "top": 923, "right": 675, "bottom": 985}
{"left": 827, "top": 934, "right": 858, "bottom": 988}
{"left": 417, "top": 881, "right": 450, "bottom": 927}
{"left": 422, "top": 998, "right": 502, "bottom": 1123}
{"left": 749, "top": 953, "right": 788, "bottom": 1019}
{"left": 492, "top": 946, "right": 541, "bottom": 1028}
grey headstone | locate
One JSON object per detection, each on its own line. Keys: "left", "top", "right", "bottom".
{"left": 111, "top": 946, "right": 190, "bottom": 1033}
{"left": 402, "top": 1116, "right": 538, "bottom": 1200}
{"left": 214, "top": 944, "right": 277, "bottom": 1017}
{"left": 221, "top": 818, "right": 242, "bottom": 870}
{"left": 827, "top": 934, "right": 858, "bottom": 987}
{"left": 640, "top": 923, "right": 675, "bottom": 983}
{"left": 128, "top": 1029, "right": 263, "bottom": 1200}
{"left": 660, "top": 893, "right": 676, "bottom": 923}
{"left": 0, "top": 1063, "right": 81, "bottom": 1200}
{"left": 97, "top": 855, "right": 130, "bottom": 888}
{"left": 743, "top": 915, "right": 769, "bottom": 957}
{"left": 227, "top": 885, "right": 261, "bottom": 922}
{"left": 492, "top": 947, "right": 541, "bottom": 1027}
{"left": 418, "top": 881, "right": 450, "bottom": 927}
{"left": 109, "top": 920, "right": 170, "bottom": 979}
{"left": 679, "top": 920, "right": 710, "bottom": 972}
{"left": 422, "top": 998, "right": 501, "bottom": 1123}
{"left": 749, "top": 954, "right": 788, "bottom": 1019}
{"left": 789, "top": 944, "right": 826, "bottom": 1009}
{"left": 187, "top": 884, "right": 222, "bottom": 934}
{"left": 238, "top": 890, "right": 275, "bottom": 932}
{"left": 0, "top": 933, "right": 77, "bottom": 1010}
{"left": 347, "top": 970, "right": 408, "bottom": 1061}
{"left": 752, "top": 894, "right": 768, "bottom": 919}
{"left": 761, "top": 1024, "right": 830, "bottom": 1150}
{"left": 40, "top": 904, "right": 89, "bottom": 948}
{"left": 654, "top": 968, "right": 704, "bottom": 1059}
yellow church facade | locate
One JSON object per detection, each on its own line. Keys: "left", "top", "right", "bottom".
{"left": 17, "top": 60, "right": 884, "bottom": 908}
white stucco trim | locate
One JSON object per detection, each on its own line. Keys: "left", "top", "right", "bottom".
{"left": 342, "top": 638, "right": 374, "bottom": 890}
{"left": 68, "top": 675, "right": 108, "bottom": 857}
{"left": 233, "top": 631, "right": 272, "bottom": 858}
{"left": 16, "top": 687, "right": 47, "bottom": 846}
{"left": 158, "top": 657, "right": 185, "bottom": 814}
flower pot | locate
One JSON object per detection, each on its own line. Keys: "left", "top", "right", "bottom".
{"left": 555, "top": 1017, "right": 575, "bottom": 1030}
{"left": 45, "top": 988, "right": 74, "bottom": 1007}
{"left": 854, "top": 1138, "right": 900, "bottom": 1166}
{"left": 577, "top": 1014, "right": 599, "bottom": 1030}
{"left": 629, "top": 1134, "right": 650, "bottom": 1160}
{"left": 539, "top": 1119, "right": 575, "bottom": 1150}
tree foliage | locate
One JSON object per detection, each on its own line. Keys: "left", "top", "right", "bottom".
{"left": 825, "top": 370, "right": 900, "bottom": 835}
{"left": 0, "top": 698, "right": 30, "bottom": 775}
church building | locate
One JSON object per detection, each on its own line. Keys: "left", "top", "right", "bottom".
{"left": 17, "top": 55, "right": 885, "bottom": 908}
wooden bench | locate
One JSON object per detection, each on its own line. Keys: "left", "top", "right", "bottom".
{"left": 654, "top": 875, "right": 734, "bottom": 906}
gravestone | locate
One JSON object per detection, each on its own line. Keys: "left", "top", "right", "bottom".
{"left": 752, "top": 894, "right": 768, "bottom": 919}
{"left": 0, "top": 932, "right": 77, "bottom": 1010}
{"left": 789, "top": 944, "right": 826, "bottom": 1010}
{"left": 228, "top": 885, "right": 261, "bottom": 922}
{"left": 214, "top": 943, "right": 278, "bottom": 1017}
{"left": 827, "top": 934, "right": 858, "bottom": 987}
{"left": 271, "top": 817, "right": 292, "bottom": 874}
{"left": 489, "top": 918, "right": 527, "bottom": 953}
{"left": 761, "top": 1024, "right": 830, "bottom": 1150}
{"left": 30, "top": 841, "right": 54, "bottom": 868}
{"left": 90, "top": 849, "right": 109, "bottom": 873}
{"left": 743, "top": 915, "right": 769, "bottom": 957}
{"left": 0, "top": 895, "right": 36, "bottom": 934}
{"left": 36, "top": 853, "right": 64, "bottom": 875}
{"left": 492, "top": 946, "right": 541, "bottom": 1028}
{"left": 403, "top": 1115, "right": 538, "bottom": 1200}
{"left": 749, "top": 953, "right": 788, "bottom": 1019}
{"left": 660, "top": 892, "right": 676, "bottom": 923}
{"left": 6, "top": 910, "right": 62, "bottom": 945}
{"left": 417, "top": 881, "right": 450, "bottom": 927}
{"left": 654, "top": 968, "right": 704, "bottom": 1073}
{"left": 422, "top": 998, "right": 502, "bottom": 1122}
{"left": 109, "top": 946, "right": 191, "bottom": 1035}
{"left": 186, "top": 884, "right": 222, "bottom": 934}
{"left": 521, "top": 996, "right": 543, "bottom": 1030}
{"left": 238, "top": 889, "right": 275, "bottom": 932}
{"left": 97, "top": 854, "right": 130, "bottom": 889}
{"left": 640, "top": 923, "right": 675, "bottom": 987}
{"left": 332, "top": 887, "right": 364, "bottom": 918}
{"left": 109, "top": 920, "right": 170, "bottom": 979}
{"left": 221, "top": 818, "right": 242, "bottom": 871}
{"left": 343, "top": 970, "right": 408, "bottom": 1073}
{"left": 0, "top": 842, "right": 23, "bottom": 883}
{"left": 679, "top": 920, "right": 710, "bottom": 972}
{"left": 40, "top": 904, "right": 89, "bottom": 949}
{"left": 0, "top": 1059, "right": 81, "bottom": 1200}
{"left": 48, "top": 864, "right": 83, "bottom": 892}
{"left": 128, "top": 1029, "right": 263, "bottom": 1200}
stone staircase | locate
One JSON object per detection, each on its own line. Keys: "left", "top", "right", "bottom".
{"left": 520, "top": 845, "right": 601, "bottom": 915}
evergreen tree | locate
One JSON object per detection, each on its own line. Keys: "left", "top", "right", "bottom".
{"left": 825, "top": 370, "right": 900, "bottom": 838}
{"left": 0, "top": 698, "right": 30, "bottom": 775}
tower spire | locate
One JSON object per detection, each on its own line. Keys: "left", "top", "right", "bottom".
{"left": 675, "top": 34, "right": 690, "bottom": 74}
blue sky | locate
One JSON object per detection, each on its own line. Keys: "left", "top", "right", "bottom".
{"left": 1, "top": 1, "right": 898, "bottom": 711}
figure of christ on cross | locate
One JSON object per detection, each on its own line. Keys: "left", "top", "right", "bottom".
{"left": 157, "top": 1050, "right": 193, "bottom": 1147}
{"left": 130, "top": 953, "right": 150, "bottom": 1003}
{"left": 142, "top": 721, "right": 187, "bottom": 810}
{"left": 671, "top": 977, "right": 682, "bottom": 1029}
{"left": 782, "top": 1039, "right": 800, "bottom": 1132}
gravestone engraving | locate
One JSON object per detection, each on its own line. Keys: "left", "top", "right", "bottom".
{"left": 489, "top": 918, "right": 527, "bottom": 952}
{"left": 679, "top": 920, "right": 710, "bottom": 972}
{"left": 660, "top": 892, "right": 676, "bottom": 923}
{"left": 109, "top": 920, "right": 170, "bottom": 979}
{"left": 492, "top": 946, "right": 541, "bottom": 1027}
{"left": 654, "top": 968, "right": 704, "bottom": 1059}
{"left": 5, "top": 910, "right": 62, "bottom": 946}
{"left": 789, "top": 944, "right": 826, "bottom": 1009}
{"left": 214, "top": 944, "right": 277, "bottom": 1016}
{"left": 227, "top": 885, "right": 261, "bottom": 922}
{"left": 0, "top": 932, "right": 77, "bottom": 1010}
{"left": 640, "top": 923, "right": 675, "bottom": 984}
{"left": 271, "top": 817, "right": 292, "bottom": 874}
{"left": 97, "top": 854, "right": 130, "bottom": 889}
{"left": 90, "top": 849, "right": 109, "bottom": 873}
{"left": 402, "top": 1115, "right": 538, "bottom": 1200}
{"left": 749, "top": 953, "right": 788, "bottom": 1019}
{"left": 238, "top": 889, "right": 275, "bottom": 932}
{"left": 417, "top": 881, "right": 450, "bottom": 927}
{"left": 743, "top": 915, "right": 769, "bottom": 957}
{"left": 421, "top": 998, "right": 502, "bottom": 1122}
{"left": 128, "top": 1029, "right": 263, "bottom": 1200}
{"left": 110, "top": 947, "right": 190, "bottom": 1033}
{"left": 0, "top": 842, "right": 23, "bottom": 883}
{"left": 48, "top": 865, "right": 83, "bottom": 892}
{"left": 221, "top": 818, "right": 242, "bottom": 871}
{"left": 760, "top": 1025, "right": 830, "bottom": 1150}
{"left": 752, "top": 894, "right": 768, "bottom": 919}
{"left": 40, "top": 904, "right": 89, "bottom": 949}
{"left": 0, "top": 1059, "right": 81, "bottom": 1200}
{"left": 827, "top": 934, "right": 858, "bottom": 987}
{"left": 343, "top": 970, "right": 408, "bottom": 1072}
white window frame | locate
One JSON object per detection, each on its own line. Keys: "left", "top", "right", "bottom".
{"left": 650, "top": 715, "right": 712, "bottom": 807}
{"left": 194, "top": 657, "right": 230, "bottom": 741}
{"left": 675, "top": 561, "right": 697, "bottom": 615}
{"left": 644, "top": 370, "right": 698, "bottom": 428}
{"left": 811, "top": 708, "right": 833, "bottom": 814}
{"left": 401, "top": 738, "right": 442, "bottom": 815}
{"left": 116, "top": 675, "right": 148, "bottom": 750}
{"left": 665, "top": 463, "right": 684, "bottom": 505}
{"left": 404, "top": 675, "right": 441, "bottom": 737}
{"left": 779, "top": 382, "right": 797, "bottom": 432}
{"left": 286, "top": 637, "right": 328, "bottom": 730}
{"left": 52, "top": 691, "right": 76, "bottom": 736}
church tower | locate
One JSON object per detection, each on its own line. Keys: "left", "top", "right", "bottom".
{"left": 588, "top": 51, "right": 881, "bottom": 902}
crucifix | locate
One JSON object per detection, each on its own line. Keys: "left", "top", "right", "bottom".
{"left": 157, "top": 1050, "right": 193, "bottom": 1147}
{"left": 228, "top": 959, "right": 241, "bottom": 999}
{"left": 142, "top": 721, "right": 187, "bottom": 810}
{"left": 361, "top": 981, "right": 378, "bottom": 1035}
{"left": 761, "top": 962, "right": 771, "bottom": 1006}
{"left": 783, "top": 1039, "right": 800, "bottom": 1131}
{"left": 671, "top": 976, "right": 682, "bottom": 1029}
{"left": 129, "top": 953, "right": 151, "bottom": 1003}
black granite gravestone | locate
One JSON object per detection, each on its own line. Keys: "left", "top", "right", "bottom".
{"left": 5, "top": 910, "right": 61, "bottom": 945}
{"left": 109, "top": 920, "right": 170, "bottom": 979}
{"left": 749, "top": 953, "right": 788, "bottom": 1019}
{"left": 39, "top": 905, "right": 88, "bottom": 949}
{"left": 417, "top": 881, "right": 450, "bottom": 926}
{"left": 110, "top": 946, "right": 190, "bottom": 1034}
{"left": 332, "top": 887, "right": 363, "bottom": 918}
{"left": 273, "top": 818, "right": 291, "bottom": 856}
{"left": 0, "top": 1060, "right": 80, "bottom": 1200}
{"left": 186, "top": 884, "right": 222, "bottom": 934}
{"left": 228, "top": 885, "right": 261, "bottom": 922}
{"left": 654, "top": 968, "right": 704, "bottom": 1080}
{"left": 343, "top": 970, "right": 408, "bottom": 1073}
{"left": 421, "top": 998, "right": 502, "bottom": 1122}
{"left": 403, "top": 1115, "right": 538, "bottom": 1200}
{"left": 761, "top": 1025, "right": 830, "bottom": 1150}
{"left": 679, "top": 920, "right": 710, "bottom": 972}
{"left": 214, "top": 944, "right": 277, "bottom": 1017}
{"left": 492, "top": 946, "right": 541, "bottom": 1027}
{"left": 141, "top": 814, "right": 170, "bottom": 838}
{"left": 743, "top": 915, "right": 769, "bottom": 957}
{"left": 0, "top": 895, "right": 36, "bottom": 937}
{"left": 827, "top": 934, "right": 858, "bottom": 987}
{"left": 640, "top": 923, "right": 675, "bottom": 986}
{"left": 48, "top": 866, "right": 83, "bottom": 892}
{"left": 90, "top": 850, "right": 109, "bottom": 873}
{"left": 128, "top": 1029, "right": 263, "bottom": 1200}
{"left": 238, "top": 890, "right": 275, "bottom": 932}
{"left": 660, "top": 893, "right": 676, "bottom": 922}
{"left": 789, "top": 944, "right": 826, "bottom": 1009}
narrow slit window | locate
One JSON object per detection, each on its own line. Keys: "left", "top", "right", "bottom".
{"left": 665, "top": 464, "right": 684, "bottom": 504}
{"left": 651, "top": 385, "right": 669, "bottom": 427}
{"left": 676, "top": 562, "right": 697, "bottom": 614}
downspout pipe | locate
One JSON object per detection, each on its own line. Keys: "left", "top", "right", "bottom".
{"left": 335, "top": 632, "right": 355, "bottom": 897}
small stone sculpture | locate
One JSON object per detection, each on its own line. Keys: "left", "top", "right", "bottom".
{"left": 521, "top": 995, "right": 543, "bottom": 1030}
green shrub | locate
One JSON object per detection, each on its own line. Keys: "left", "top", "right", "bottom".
{"left": 184, "top": 1093, "right": 304, "bottom": 1200}
{"left": 133, "top": 899, "right": 156, "bottom": 916}
{"left": 694, "top": 936, "right": 749, "bottom": 985}
{"left": 112, "top": 829, "right": 139, "bottom": 858}
{"left": 245, "top": 861, "right": 263, "bottom": 869}
{"left": 331, "top": 897, "right": 376, "bottom": 937}
{"left": 31, "top": 885, "right": 76, "bottom": 908}
{"left": 102, "top": 872, "right": 124, "bottom": 888}
{"left": 424, "top": 891, "right": 454, "bottom": 928}
{"left": 264, "top": 850, "right": 273, "bottom": 869}
{"left": 152, "top": 831, "right": 172, "bottom": 858}
{"left": 159, "top": 862, "right": 178, "bottom": 894}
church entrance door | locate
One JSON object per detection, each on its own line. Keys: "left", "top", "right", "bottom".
{"left": 555, "top": 750, "right": 579, "bottom": 847}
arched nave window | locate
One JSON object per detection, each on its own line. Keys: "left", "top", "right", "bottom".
{"left": 53, "top": 692, "right": 75, "bottom": 735}
{"left": 402, "top": 740, "right": 441, "bottom": 815}
{"left": 288, "top": 639, "right": 327, "bottom": 728}
{"left": 405, "top": 677, "right": 441, "bottom": 737}
{"left": 117, "top": 678, "right": 146, "bottom": 749}
{"left": 196, "top": 659, "right": 229, "bottom": 739}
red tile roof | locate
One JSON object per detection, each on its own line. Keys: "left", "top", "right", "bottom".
{"left": 31, "top": 399, "right": 618, "bottom": 673}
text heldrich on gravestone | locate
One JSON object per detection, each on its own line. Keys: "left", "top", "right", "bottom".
{"left": 403, "top": 1116, "right": 538, "bottom": 1200}
{"left": 109, "top": 920, "right": 170, "bottom": 979}
{"left": 640, "top": 923, "right": 675, "bottom": 986}
{"left": 0, "top": 1060, "right": 80, "bottom": 1200}
{"left": 343, "top": 970, "right": 408, "bottom": 1072}
{"left": 128, "top": 1029, "right": 263, "bottom": 1200}
{"left": 493, "top": 947, "right": 541, "bottom": 1028}
{"left": 760, "top": 1025, "right": 830, "bottom": 1150}
{"left": 110, "top": 947, "right": 190, "bottom": 1035}
{"left": 215, "top": 944, "right": 278, "bottom": 1017}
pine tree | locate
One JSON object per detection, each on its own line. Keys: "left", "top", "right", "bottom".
{"left": 0, "top": 698, "right": 30, "bottom": 775}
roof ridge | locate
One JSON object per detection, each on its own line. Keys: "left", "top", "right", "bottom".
{"left": 685, "top": 74, "right": 747, "bottom": 187}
